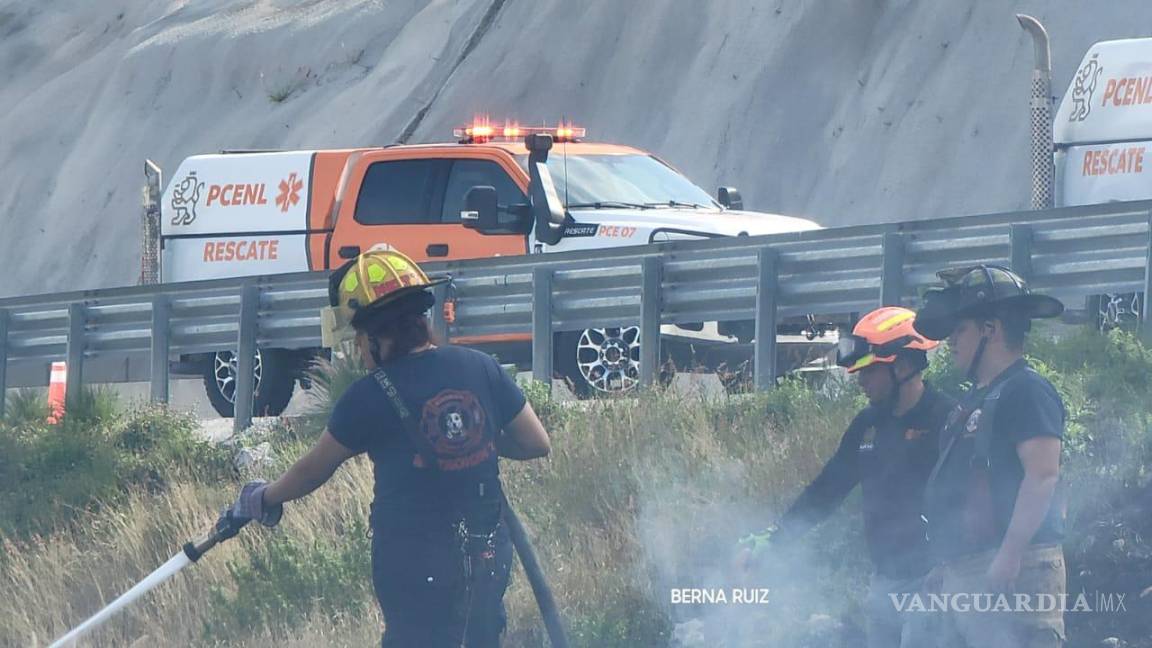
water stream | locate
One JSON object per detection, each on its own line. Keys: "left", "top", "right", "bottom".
{"left": 49, "top": 551, "right": 192, "bottom": 647}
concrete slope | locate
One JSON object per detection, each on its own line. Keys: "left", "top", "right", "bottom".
{"left": 0, "top": 1, "right": 1149, "bottom": 297}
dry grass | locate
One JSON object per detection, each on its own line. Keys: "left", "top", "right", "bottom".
{"left": 5, "top": 329, "right": 1152, "bottom": 646}
{"left": 0, "top": 459, "right": 381, "bottom": 647}
{"left": 1, "top": 376, "right": 858, "bottom": 647}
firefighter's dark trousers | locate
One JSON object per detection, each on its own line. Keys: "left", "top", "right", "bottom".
{"left": 372, "top": 523, "right": 513, "bottom": 648}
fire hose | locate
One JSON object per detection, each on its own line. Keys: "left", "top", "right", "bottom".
{"left": 503, "top": 493, "right": 570, "bottom": 648}
{"left": 48, "top": 512, "right": 249, "bottom": 648}
{"left": 48, "top": 502, "right": 567, "bottom": 647}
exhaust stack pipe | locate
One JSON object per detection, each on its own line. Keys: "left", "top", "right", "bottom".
{"left": 140, "top": 160, "right": 163, "bottom": 285}
{"left": 1016, "top": 14, "right": 1055, "bottom": 210}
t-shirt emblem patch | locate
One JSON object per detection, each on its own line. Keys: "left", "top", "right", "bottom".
{"left": 859, "top": 426, "right": 876, "bottom": 451}
{"left": 444, "top": 411, "right": 467, "bottom": 440}
{"left": 904, "top": 428, "right": 924, "bottom": 441}
{"left": 418, "top": 389, "right": 495, "bottom": 471}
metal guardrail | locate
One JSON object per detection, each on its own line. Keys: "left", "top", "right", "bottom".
{"left": 1, "top": 200, "right": 1150, "bottom": 431}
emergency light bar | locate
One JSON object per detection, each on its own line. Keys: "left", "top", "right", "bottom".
{"left": 454, "top": 121, "right": 586, "bottom": 144}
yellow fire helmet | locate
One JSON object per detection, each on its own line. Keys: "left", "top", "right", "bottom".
{"left": 321, "top": 247, "right": 448, "bottom": 347}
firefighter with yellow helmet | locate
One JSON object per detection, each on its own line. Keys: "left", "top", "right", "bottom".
{"left": 226, "top": 248, "right": 552, "bottom": 647}
{"left": 739, "top": 306, "right": 955, "bottom": 648}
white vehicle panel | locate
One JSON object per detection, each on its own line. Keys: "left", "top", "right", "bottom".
{"left": 1057, "top": 141, "right": 1152, "bottom": 206}
{"left": 542, "top": 207, "right": 821, "bottom": 253}
{"left": 162, "top": 234, "right": 311, "bottom": 282}
{"left": 161, "top": 152, "right": 314, "bottom": 236}
{"left": 1055, "top": 39, "right": 1152, "bottom": 146}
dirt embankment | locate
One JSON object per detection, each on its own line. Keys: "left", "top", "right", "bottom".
{"left": 3, "top": 1, "right": 1152, "bottom": 299}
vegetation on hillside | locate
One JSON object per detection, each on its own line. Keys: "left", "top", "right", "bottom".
{"left": 1, "top": 328, "right": 1149, "bottom": 647}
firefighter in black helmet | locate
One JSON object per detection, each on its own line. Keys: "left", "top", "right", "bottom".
{"left": 225, "top": 249, "right": 552, "bottom": 647}
{"left": 915, "top": 265, "right": 1067, "bottom": 648}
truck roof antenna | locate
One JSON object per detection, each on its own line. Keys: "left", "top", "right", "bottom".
{"left": 562, "top": 116, "right": 569, "bottom": 208}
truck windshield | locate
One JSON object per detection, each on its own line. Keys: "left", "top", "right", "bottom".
{"left": 518, "top": 154, "right": 719, "bottom": 209}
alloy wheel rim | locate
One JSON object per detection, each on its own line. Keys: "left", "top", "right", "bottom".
{"left": 213, "top": 350, "right": 263, "bottom": 404}
{"left": 575, "top": 327, "right": 641, "bottom": 393}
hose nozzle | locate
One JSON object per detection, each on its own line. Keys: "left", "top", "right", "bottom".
{"left": 183, "top": 511, "right": 250, "bottom": 562}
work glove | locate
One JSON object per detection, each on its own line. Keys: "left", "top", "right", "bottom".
{"left": 226, "top": 480, "right": 283, "bottom": 528}
{"left": 733, "top": 526, "right": 776, "bottom": 573}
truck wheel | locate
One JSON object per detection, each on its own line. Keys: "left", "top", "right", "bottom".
{"left": 203, "top": 348, "right": 296, "bottom": 418}
{"left": 555, "top": 327, "right": 643, "bottom": 396}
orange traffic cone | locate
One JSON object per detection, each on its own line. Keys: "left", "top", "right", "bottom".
{"left": 47, "top": 361, "right": 67, "bottom": 424}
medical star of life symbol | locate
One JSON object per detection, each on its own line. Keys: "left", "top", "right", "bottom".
{"left": 275, "top": 173, "right": 303, "bottom": 213}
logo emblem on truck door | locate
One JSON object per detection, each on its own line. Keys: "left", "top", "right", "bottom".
{"left": 275, "top": 173, "right": 303, "bottom": 213}
{"left": 1070, "top": 53, "right": 1102, "bottom": 122}
{"left": 170, "top": 171, "right": 204, "bottom": 226}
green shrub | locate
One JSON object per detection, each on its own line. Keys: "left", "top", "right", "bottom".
{"left": 204, "top": 517, "right": 373, "bottom": 642}
{"left": 297, "top": 347, "right": 367, "bottom": 439}
{"left": 520, "top": 377, "right": 574, "bottom": 429}
{"left": 0, "top": 388, "right": 231, "bottom": 539}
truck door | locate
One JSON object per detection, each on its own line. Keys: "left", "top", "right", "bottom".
{"left": 329, "top": 152, "right": 526, "bottom": 264}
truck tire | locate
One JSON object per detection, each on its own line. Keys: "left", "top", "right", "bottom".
{"left": 555, "top": 327, "right": 643, "bottom": 396}
{"left": 203, "top": 348, "right": 296, "bottom": 418}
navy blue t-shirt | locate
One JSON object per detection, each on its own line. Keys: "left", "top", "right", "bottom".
{"left": 328, "top": 346, "right": 527, "bottom": 534}
{"left": 925, "top": 359, "right": 1066, "bottom": 562}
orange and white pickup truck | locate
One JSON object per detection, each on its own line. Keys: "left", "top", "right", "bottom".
{"left": 156, "top": 123, "right": 822, "bottom": 415}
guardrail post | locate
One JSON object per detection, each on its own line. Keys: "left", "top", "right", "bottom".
{"left": 532, "top": 269, "right": 554, "bottom": 385}
{"left": 233, "top": 281, "right": 259, "bottom": 434}
{"left": 431, "top": 281, "right": 450, "bottom": 344}
{"left": 150, "top": 295, "right": 171, "bottom": 403}
{"left": 65, "top": 303, "right": 87, "bottom": 413}
{"left": 754, "top": 248, "right": 779, "bottom": 390}
{"left": 640, "top": 257, "right": 662, "bottom": 388}
{"left": 1142, "top": 213, "right": 1152, "bottom": 345}
{"left": 1009, "top": 224, "right": 1035, "bottom": 282}
{"left": 0, "top": 309, "right": 8, "bottom": 418}
{"left": 881, "top": 232, "right": 905, "bottom": 306}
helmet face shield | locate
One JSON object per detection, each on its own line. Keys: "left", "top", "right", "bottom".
{"left": 836, "top": 335, "right": 870, "bottom": 370}
{"left": 321, "top": 305, "right": 357, "bottom": 348}
{"left": 837, "top": 333, "right": 922, "bottom": 372}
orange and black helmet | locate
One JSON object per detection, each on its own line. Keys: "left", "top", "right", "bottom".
{"left": 836, "top": 306, "right": 938, "bottom": 373}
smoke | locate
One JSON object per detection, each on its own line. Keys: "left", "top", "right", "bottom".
{"left": 632, "top": 452, "right": 869, "bottom": 647}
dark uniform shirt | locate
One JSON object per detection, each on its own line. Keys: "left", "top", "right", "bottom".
{"left": 328, "top": 346, "right": 527, "bottom": 535}
{"left": 777, "top": 385, "right": 956, "bottom": 579}
{"left": 924, "top": 359, "right": 1066, "bottom": 563}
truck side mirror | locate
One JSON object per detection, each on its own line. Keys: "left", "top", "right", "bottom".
{"left": 526, "top": 134, "right": 566, "bottom": 246}
{"left": 462, "top": 186, "right": 499, "bottom": 230}
{"left": 461, "top": 187, "right": 532, "bottom": 234}
{"left": 718, "top": 187, "right": 743, "bottom": 210}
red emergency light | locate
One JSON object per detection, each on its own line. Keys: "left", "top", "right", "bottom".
{"left": 454, "top": 120, "right": 586, "bottom": 144}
